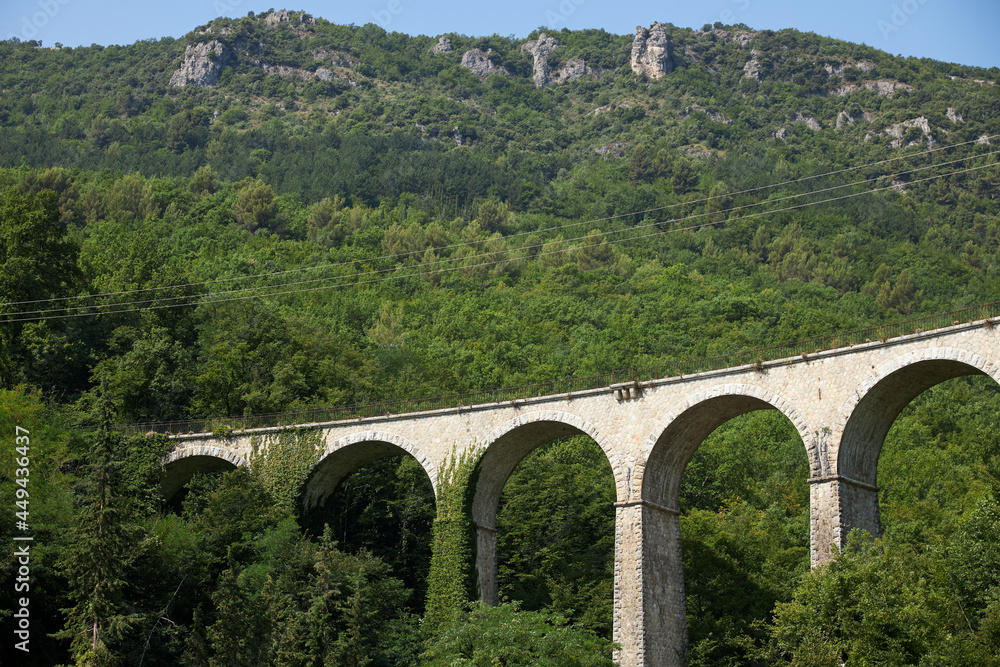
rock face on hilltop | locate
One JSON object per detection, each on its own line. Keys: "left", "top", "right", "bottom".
{"left": 169, "top": 40, "right": 230, "bottom": 87}
{"left": 429, "top": 36, "right": 452, "bottom": 54}
{"left": 520, "top": 33, "right": 590, "bottom": 88}
{"left": 631, "top": 22, "right": 674, "bottom": 78}
{"left": 263, "top": 9, "right": 315, "bottom": 27}
{"left": 460, "top": 49, "right": 508, "bottom": 79}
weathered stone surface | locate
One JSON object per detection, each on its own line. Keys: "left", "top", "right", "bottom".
{"left": 631, "top": 22, "right": 674, "bottom": 79}
{"left": 884, "top": 116, "right": 934, "bottom": 148}
{"left": 824, "top": 60, "right": 876, "bottom": 77}
{"left": 429, "top": 36, "right": 452, "bottom": 53}
{"left": 835, "top": 79, "right": 912, "bottom": 98}
{"left": 835, "top": 108, "right": 874, "bottom": 130}
{"left": 165, "top": 321, "right": 1000, "bottom": 666}
{"left": 794, "top": 113, "right": 822, "bottom": 131}
{"left": 520, "top": 33, "right": 591, "bottom": 88}
{"left": 460, "top": 48, "right": 508, "bottom": 79}
{"left": 521, "top": 33, "right": 559, "bottom": 87}
{"left": 947, "top": 107, "right": 963, "bottom": 123}
{"left": 169, "top": 40, "right": 230, "bottom": 87}
{"left": 263, "top": 9, "right": 315, "bottom": 27}
{"left": 685, "top": 104, "right": 731, "bottom": 125}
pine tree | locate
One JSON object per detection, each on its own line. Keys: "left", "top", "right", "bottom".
{"left": 56, "top": 384, "right": 142, "bottom": 665}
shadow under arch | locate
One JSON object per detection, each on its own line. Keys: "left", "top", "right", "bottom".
{"left": 302, "top": 430, "right": 436, "bottom": 510}
{"left": 623, "top": 384, "right": 810, "bottom": 666}
{"left": 471, "top": 410, "right": 624, "bottom": 605}
{"left": 831, "top": 348, "right": 1000, "bottom": 544}
{"left": 161, "top": 446, "right": 248, "bottom": 500}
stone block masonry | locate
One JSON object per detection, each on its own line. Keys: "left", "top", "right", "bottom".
{"left": 165, "top": 320, "right": 999, "bottom": 667}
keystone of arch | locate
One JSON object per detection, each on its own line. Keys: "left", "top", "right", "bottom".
{"left": 304, "top": 430, "right": 437, "bottom": 508}
{"left": 472, "top": 410, "right": 627, "bottom": 528}
{"left": 634, "top": 383, "right": 813, "bottom": 505}
{"left": 833, "top": 346, "right": 999, "bottom": 483}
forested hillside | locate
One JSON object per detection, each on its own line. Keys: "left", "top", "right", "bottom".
{"left": 0, "top": 9, "right": 998, "bottom": 665}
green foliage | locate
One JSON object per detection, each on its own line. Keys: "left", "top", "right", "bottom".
{"left": 497, "top": 437, "right": 616, "bottom": 637}
{"left": 1, "top": 13, "right": 1000, "bottom": 665}
{"left": 248, "top": 430, "right": 322, "bottom": 513}
{"left": 769, "top": 526, "right": 1000, "bottom": 666}
{"left": 421, "top": 601, "right": 618, "bottom": 666}
{"left": 311, "top": 455, "right": 436, "bottom": 615}
{"left": 423, "top": 446, "right": 479, "bottom": 637}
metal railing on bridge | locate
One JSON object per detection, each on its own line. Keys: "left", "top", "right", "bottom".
{"left": 118, "top": 299, "right": 1000, "bottom": 436}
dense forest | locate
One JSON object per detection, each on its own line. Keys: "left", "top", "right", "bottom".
{"left": 0, "top": 8, "right": 999, "bottom": 665}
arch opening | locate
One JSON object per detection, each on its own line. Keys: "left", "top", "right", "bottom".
{"left": 877, "top": 375, "right": 1000, "bottom": 543}
{"left": 160, "top": 449, "right": 245, "bottom": 501}
{"left": 638, "top": 391, "right": 812, "bottom": 664}
{"left": 471, "top": 414, "right": 622, "bottom": 621}
{"left": 839, "top": 358, "right": 989, "bottom": 487}
{"left": 495, "top": 434, "right": 617, "bottom": 639}
{"left": 302, "top": 439, "right": 437, "bottom": 616}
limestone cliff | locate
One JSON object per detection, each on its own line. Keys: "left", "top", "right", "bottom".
{"left": 630, "top": 22, "right": 674, "bottom": 79}
{"left": 460, "top": 49, "right": 508, "bottom": 79}
{"left": 429, "top": 36, "right": 452, "bottom": 54}
{"left": 520, "top": 33, "right": 590, "bottom": 88}
{"left": 169, "top": 40, "right": 230, "bottom": 87}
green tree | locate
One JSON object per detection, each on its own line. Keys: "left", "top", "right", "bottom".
{"left": 0, "top": 188, "right": 80, "bottom": 387}
{"left": 421, "top": 602, "right": 617, "bottom": 666}
{"left": 55, "top": 389, "right": 144, "bottom": 665}
{"left": 231, "top": 178, "right": 277, "bottom": 233}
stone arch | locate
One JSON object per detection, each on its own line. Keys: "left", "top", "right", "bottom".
{"left": 161, "top": 445, "right": 248, "bottom": 500}
{"left": 618, "top": 384, "right": 811, "bottom": 666}
{"left": 470, "top": 410, "right": 623, "bottom": 604}
{"left": 472, "top": 410, "right": 625, "bottom": 528}
{"left": 302, "top": 430, "right": 435, "bottom": 510}
{"left": 836, "top": 346, "right": 1000, "bottom": 487}
{"left": 637, "top": 383, "right": 812, "bottom": 507}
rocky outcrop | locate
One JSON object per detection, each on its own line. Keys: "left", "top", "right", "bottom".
{"left": 460, "top": 49, "right": 508, "bottom": 79}
{"left": 743, "top": 55, "right": 761, "bottom": 81}
{"left": 312, "top": 49, "right": 359, "bottom": 68}
{"left": 631, "top": 23, "right": 674, "bottom": 79}
{"left": 169, "top": 41, "right": 230, "bottom": 87}
{"left": 835, "top": 79, "right": 912, "bottom": 98}
{"left": 520, "top": 33, "right": 590, "bottom": 88}
{"left": 835, "top": 108, "right": 874, "bottom": 129}
{"left": 685, "top": 104, "right": 731, "bottom": 125}
{"left": 794, "top": 113, "right": 822, "bottom": 131}
{"left": 594, "top": 141, "right": 629, "bottom": 158}
{"left": 556, "top": 58, "right": 589, "bottom": 83}
{"left": 712, "top": 29, "right": 755, "bottom": 47}
{"left": 947, "top": 107, "right": 963, "bottom": 123}
{"left": 429, "top": 36, "right": 452, "bottom": 54}
{"left": 884, "top": 116, "right": 934, "bottom": 148}
{"left": 263, "top": 10, "right": 315, "bottom": 27}
{"left": 824, "top": 61, "right": 876, "bottom": 77}
{"left": 521, "top": 33, "right": 559, "bottom": 87}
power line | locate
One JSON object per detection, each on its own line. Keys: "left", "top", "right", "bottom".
{"left": 10, "top": 146, "right": 999, "bottom": 319}
{"left": 3, "top": 133, "right": 996, "bottom": 311}
{"left": 3, "top": 158, "right": 995, "bottom": 324}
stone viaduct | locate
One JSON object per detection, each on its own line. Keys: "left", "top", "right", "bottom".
{"left": 158, "top": 318, "right": 999, "bottom": 667}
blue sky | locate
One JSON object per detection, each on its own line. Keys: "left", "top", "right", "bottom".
{"left": 2, "top": 0, "right": 998, "bottom": 69}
